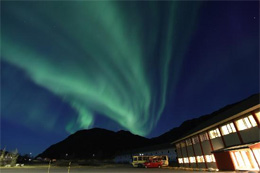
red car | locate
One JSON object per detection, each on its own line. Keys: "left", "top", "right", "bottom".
{"left": 143, "top": 159, "right": 162, "bottom": 168}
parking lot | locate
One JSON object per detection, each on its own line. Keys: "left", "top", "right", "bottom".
{"left": 0, "top": 167, "right": 238, "bottom": 173}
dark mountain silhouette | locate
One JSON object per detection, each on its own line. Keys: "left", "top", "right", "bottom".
{"left": 38, "top": 128, "right": 151, "bottom": 159}
{"left": 38, "top": 93, "right": 259, "bottom": 159}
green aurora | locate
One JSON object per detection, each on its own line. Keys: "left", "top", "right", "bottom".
{"left": 2, "top": 2, "right": 200, "bottom": 136}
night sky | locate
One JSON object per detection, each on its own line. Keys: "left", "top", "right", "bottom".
{"left": 1, "top": 1, "right": 259, "bottom": 156}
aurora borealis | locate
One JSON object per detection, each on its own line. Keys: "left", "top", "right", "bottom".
{"left": 1, "top": 1, "right": 259, "bottom": 155}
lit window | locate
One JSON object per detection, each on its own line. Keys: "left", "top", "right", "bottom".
{"left": 199, "top": 132, "right": 209, "bottom": 142}
{"left": 183, "top": 157, "right": 189, "bottom": 163}
{"left": 236, "top": 115, "right": 257, "bottom": 131}
{"left": 241, "top": 151, "right": 251, "bottom": 167}
{"left": 236, "top": 119, "right": 247, "bottom": 131}
{"left": 244, "top": 117, "right": 252, "bottom": 128}
{"left": 176, "top": 143, "right": 180, "bottom": 149}
{"left": 252, "top": 149, "right": 260, "bottom": 164}
{"left": 231, "top": 150, "right": 258, "bottom": 170}
{"left": 181, "top": 142, "right": 185, "bottom": 148}
{"left": 205, "top": 154, "right": 216, "bottom": 162}
{"left": 230, "top": 152, "right": 238, "bottom": 168}
{"left": 209, "top": 128, "right": 221, "bottom": 139}
{"left": 192, "top": 136, "right": 199, "bottom": 144}
{"left": 230, "top": 123, "right": 236, "bottom": 132}
{"left": 189, "top": 157, "right": 196, "bottom": 163}
{"left": 186, "top": 139, "right": 192, "bottom": 146}
{"left": 196, "top": 156, "right": 205, "bottom": 163}
{"left": 248, "top": 115, "right": 257, "bottom": 127}
{"left": 178, "top": 158, "right": 183, "bottom": 163}
{"left": 221, "top": 122, "right": 236, "bottom": 135}
{"left": 255, "top": 110, "right": 260, "bottom": 122}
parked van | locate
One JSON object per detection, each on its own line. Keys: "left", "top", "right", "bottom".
{"left": 132, "top": 156, "right": 149, "bottom": 167}
{"left": 132, "top": 155, "right": 169, "bottom": 167}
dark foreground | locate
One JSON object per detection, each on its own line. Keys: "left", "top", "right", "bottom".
{"left": 0, "top": 167, "right": 237, "bottom": 173}
{"left": 0, "top": 167, "right": 181, "bottom": 173}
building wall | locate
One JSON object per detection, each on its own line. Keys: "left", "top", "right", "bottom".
{"left": 114, "top": 154, "right": 132, "bottom": 163}
{"left": 213, "top": 151, "right": 235, "bottom": 170}
{"left": 211, "top": 137, "right": 224, "bottom": 150}
{"left": 181, "top": 147, "right": 187, "bottom": 157}
{"left": 174, "top": 107, "right": 260, "bottom": 171}
{"left": 193, "top": 143, "right": 202, "bottom": 156}
{"left": 176, "top": 148, "right": 182, "bottom": 158}
{"left": 207, "top": 162, "right": 217, "bottom": 169}
{"left": 240, "top": 126, "right": 259, "bottom": 143}
{"left": 201, "top": 141, "right": 212, "bottom": 155}
{"left": 223, "top": 133, "right": 241, "bottom": 147}
{"left": 187, "top": 146, "right": 194, "bottom": 157}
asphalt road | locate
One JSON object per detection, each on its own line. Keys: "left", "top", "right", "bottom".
{"left": 0, "top": 167, "right": 236, "bottom": 173}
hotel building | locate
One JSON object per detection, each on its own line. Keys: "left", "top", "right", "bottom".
{"left": 172, "top": 94, "right": 260, "bottom": 171}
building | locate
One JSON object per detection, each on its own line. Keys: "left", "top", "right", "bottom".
{"left": 172, "top": 94, "right": 260, "bottom": 171}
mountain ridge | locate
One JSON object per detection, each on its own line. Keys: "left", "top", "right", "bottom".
{"left": 38, "top": 93, "right": 259, "bottom": 159}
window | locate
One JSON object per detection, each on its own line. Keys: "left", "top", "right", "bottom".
{"left": 236, "top": 115, "right": 257, "bottom": 131}
{"left": 209, "top": 128, "right": 221, "bottom": 139}
{"left": 231, "top": 149, "right": 259, "bottom": 170}
{"left": 178, "top": 158, "right": 183, "bottom": 163}
{"left": 255, "top": 110, "right": 260, "bottom": 122}
{"left": 248, "top": 115, "right": 257, "bottom": 126}
{"left": 221, "top": 122, "right": 236, "bottom": 135}
{"left": 192, "top": 136, "right": 199, "bottom": 144}
{"left": 186, "top": 139, "right": 192, "bottom": 146}
{"left": 252, "top": 149, "right": 260, "bottom": 164}
{"left": 181, "top": 142, "right": 186, "bottom": 148}
{"left": 189, "top": 157, "right": 196, "bottom": 163}
{"left": 183, "top": 157, "right": 189, "bottom": 163}
{"left": 199, "top": 132, "right": 209, "bottom": 142}
{"left": 196, "top": 156, "right": 205, "bottom": 163}
{"left": 205, "top": 154, "right": 216, "bottom": 162}
{"left": 176, "top": 143, "right": 180, "bottom": 149}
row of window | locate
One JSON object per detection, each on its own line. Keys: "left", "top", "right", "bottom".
{"left": 176, "top": 110, "right": 260, "bottom": 149}
{"left": 178, "top": 154, "right": 216, "bottom": 164}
